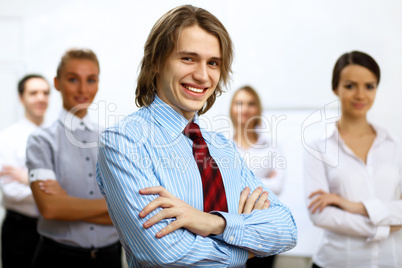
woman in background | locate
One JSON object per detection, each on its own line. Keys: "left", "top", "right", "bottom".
{"left": 230, "top": 85, "right": 285, "bottom": 268}
{"left": 26, "top": 48, "right": 121, "bottom": 268}
{"left": 304, "top": 51, "right": 402, "bottom": 268}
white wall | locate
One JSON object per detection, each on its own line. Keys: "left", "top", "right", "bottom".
{"left": 1, "top": 0, "right": 402, "bottom": 258}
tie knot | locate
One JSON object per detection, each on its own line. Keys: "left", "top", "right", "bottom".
{"left": 183, "top": 122, "right": 203, "bottom": 141}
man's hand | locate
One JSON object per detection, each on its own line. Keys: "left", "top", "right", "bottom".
{"left": 238, "top": 186, "right": 270, "bottom": 214}
{"left": 239, "top": 187, "right": 270, "bottom": 260}
{"left": 139, "top": 186, "right": 226, "bottom": 238}
{"left": 0, "top": 165, "right": 29, "bottom": 184}
{"left": 39, "top": 180, "right": 67, "bottom": 195}
{"left": 308, "top": 189, "right": 368, "bottom": 216}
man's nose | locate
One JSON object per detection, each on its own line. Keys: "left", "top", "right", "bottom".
{"left": 193, "top": 64, "right": 208, "bottom": 83}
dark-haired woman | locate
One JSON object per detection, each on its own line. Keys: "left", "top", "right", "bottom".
{"left": 304, "top": 51, "right": 402, "bottom": 268}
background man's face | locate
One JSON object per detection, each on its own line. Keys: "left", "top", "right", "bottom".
{"left": 20, "top": 77, "right": 50, "bottom": 120}
{"left": 156, "top": 25, "right": 222, "bottom": 121}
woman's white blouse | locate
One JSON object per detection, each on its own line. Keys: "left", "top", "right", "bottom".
{"left": 304, "top": 124, "right": 402, "bottom": 268}
{"left": 234, "top": 134, "right": 285, "bottom": 195}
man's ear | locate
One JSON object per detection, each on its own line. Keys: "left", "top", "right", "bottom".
{"left": 54, "top": 77, "right": 60, "bottom": 92}
{"left": 153, "top": 63, "right": 159, "bottom": 75}
{"left": 18, "top": 93, "right": 24, "bottom": 104}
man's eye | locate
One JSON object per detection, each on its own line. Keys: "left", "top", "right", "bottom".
{"left": 88, "top": 79, "right": 97, "bottom": 84}
{"left": 366, "top": 84, "right": 376, "bottom": 90}
{"left": 344, "top": 84, "right": 353, "bottom": 89}
{"left": 182, "top": 57, "right": 193, "bottom": 62}
{"left": 68, "top": 78, "right": 77, "bottom": 83}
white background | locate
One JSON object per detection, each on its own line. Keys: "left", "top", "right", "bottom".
{"left": 1, "top": 0, "right": 402, "bottom": 257}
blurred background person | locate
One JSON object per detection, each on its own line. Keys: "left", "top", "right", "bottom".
{"left": 230, "top": 85, "right": 286, "bottom": 268}
{"left": 0, "top": 74, "right": 50, "bottom": 268}
{"left": 26, "top": 48, "right": 121, "bottom": 268}
{"left": 304, "top": 51, "right": 402, "bottom": 268}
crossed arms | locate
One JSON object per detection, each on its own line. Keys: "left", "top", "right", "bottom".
{"left": 30, "top": 179, "right": 112, "bottom": 224}
{"left": 96, "top": 128, "right": 297, "bottom": 267}
{"left": 304, "top": 149, "right": 402, "bottom": 241}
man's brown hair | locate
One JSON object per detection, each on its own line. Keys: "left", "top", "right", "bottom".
{"left": 135, "top": 5, "right": 234, "bottom": 115}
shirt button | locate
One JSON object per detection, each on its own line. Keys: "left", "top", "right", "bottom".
{"left": 90, "top": 226, "right": 94, "bottom": 230}
{"left": 86, "top": 157, "right": 90, "bottom": 161}
{"left": 89, "top": 191, "right": 94, "bottom": 195}
{"left": 229, "top": 236, "right": 234, "bottom": 242}
{"left": 89, "top": 173, "right": 93, "bottom": 177}
{"left": 80, "top": 122, "right": 84, "bottom": 125}
{"left": 83, "top": 140, "right": 87, "bottom": 143}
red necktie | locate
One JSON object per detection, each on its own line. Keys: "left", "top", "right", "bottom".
{"left": 183, "top": 122, "right": 228, "bottom": 212}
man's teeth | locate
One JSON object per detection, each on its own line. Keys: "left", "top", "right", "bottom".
{"left": 185, "top": 85, "right": 204, "bottom": 93}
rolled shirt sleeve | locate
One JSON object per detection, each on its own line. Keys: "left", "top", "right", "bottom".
{"left": 97, "top": 127, "right": 249, "bottom": 267}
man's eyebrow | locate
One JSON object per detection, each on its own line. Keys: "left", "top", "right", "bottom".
{"left": 210, "top": 56, "right": 222, "bottom": 62}
{"left": 177, "top": 51, "right": 222, "bottom": 61}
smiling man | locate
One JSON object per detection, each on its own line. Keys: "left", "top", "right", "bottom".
{"left": 0, "top": 74, "right": 49, "bottom": 268}
{"left": 96, "top": 5, "right": 297, "bottom": 267}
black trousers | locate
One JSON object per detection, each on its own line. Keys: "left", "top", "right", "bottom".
{"left": 246, "top": 255, "right": 276, "bottom": 268}
{"left": 31, "top": 236, "right": 122, "bottom": 268}
{"left": 1, "top": 209, "right": 39, "bottom": 268}
{"left": 312, "top": 263, "right": 322, "bottom": 268}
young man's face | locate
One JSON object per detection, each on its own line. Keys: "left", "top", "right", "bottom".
{"left": 54, "top": 59, "right": 99, "bottom": 118}
{"left": 20, "top": 77, "right": 50, "bottom": 121}
{"left": 156, "top": 25, "right": 222, "bottom": 121}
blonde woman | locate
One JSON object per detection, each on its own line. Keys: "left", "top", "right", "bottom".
{"left": 230, "top": 85, "right": 285, "bottom": 267}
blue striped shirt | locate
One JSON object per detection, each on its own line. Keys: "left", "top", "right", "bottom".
{"left": 96, "top": 96, "right": 297, "bottom": 267}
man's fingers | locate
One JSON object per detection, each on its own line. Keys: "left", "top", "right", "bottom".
{"left": 140, "top": 197, "right": 172, "bottom": 218}
{"left": 156, "top": 219, "right": 182, "bottom": 238}
{"left": 254, "top": 191, "right": 269, "bottom": 210}
{"left": 263, "top": 199, "right": 270, "bottom": 209}
{"left": 238, "top": 187, "right": 250, "bottom": 214}
{"left": 243, "top": 187, "right": 263, "bottom": 214}
{"left": 139, "top": 186, "right": 172, "bottom": 198}
{"left": 143, "top": 208, "right": 177, "bottom": 229}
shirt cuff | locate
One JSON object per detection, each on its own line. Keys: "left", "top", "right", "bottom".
{"left": 228, "top": 245, "right": 248, "bottom": 267}
{"left": 366, "top": 225, "right": 390, "bottom": 242}
{"left": 213, "top": 211, "right": 245, "bottom": 247}
{"left": 363, "top": 199, "right": 390, "bottom": 225}
{"left": 29, "top": 168, "right": 56, "bottom": 183}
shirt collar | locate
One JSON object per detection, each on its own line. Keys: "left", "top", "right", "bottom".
{"left": 58, "top": 108, "right": 94, "bottom": 131}
{"left": 327, "top": 121, "right": 394, "bottom": 144}
{"left": 148, "top": 95, "right": 200, "bottom": 138}
{"left": 21, "top": 117, "right": 41, "bottom": 129}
